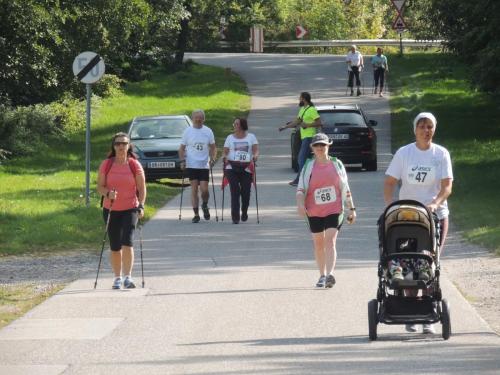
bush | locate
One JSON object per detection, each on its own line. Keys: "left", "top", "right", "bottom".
{"left": 47, "top": 97, "right": 86, "bottom": 135}
{"left": 92, "top": 74, "right": 124, "bottom": 98}
{"left": 0, "top": 104, "right": 59, "bottom": 157}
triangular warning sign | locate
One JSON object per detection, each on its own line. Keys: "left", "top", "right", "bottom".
{"left": 392, "top": 14, "right": 406, "bottom": 30}
{"left": 391, "top": 0, "right": 406, "bottom": 14}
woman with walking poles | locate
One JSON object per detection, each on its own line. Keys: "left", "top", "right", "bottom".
{"left": 97, "top": 132, "right": 146, "bottom": 289}
{"left": 222, "top": 118, "right": 259, "bottom": 224}
{"left": 296, "top": 133, "right": 356, "bottom": 288}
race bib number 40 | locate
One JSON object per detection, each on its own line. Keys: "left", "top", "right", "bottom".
{"left": 235, "top": 150, "right": 251, "bottom": 162}
{"left": 406, "top": 165, "right": 435, "bottom": 186}
{"left": 314, "top": 186, "right": 336, "bottom": 205}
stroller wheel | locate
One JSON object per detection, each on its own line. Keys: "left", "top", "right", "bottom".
{"left": 368, "top": 299, "right": 378, "bottom": 341}
{"left": 441, "top": 298, "right": 451, "bottom": 340}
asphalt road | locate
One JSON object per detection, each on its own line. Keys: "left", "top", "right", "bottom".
{"left": 0, "top": 53, "right": 499, "bottom": 375}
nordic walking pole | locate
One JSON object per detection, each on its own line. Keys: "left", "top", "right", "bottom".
{"left": 209, "top": 162, "right": 219, "bottom": 222}
{"left": 94, "top": 193, "right": 114, "bottom": 289}
{"left": 179, "top": 165, "right": 185, "bottom": 220}
{"left": 345, "top": 70, "right": 350, "bottom": 96}
{"left": 138, "top": 218, "right": 145, "bottom": 288}
{"left": 221, "top": 164, "right": 225, "bottom": 222}
{"left": 253, "top": 162, "right": 260, "bottom": 224}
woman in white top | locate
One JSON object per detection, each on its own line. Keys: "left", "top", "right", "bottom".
{"left": 223, "top": 118, "right": 259, "bottom": 224}
{"left": 384, "top": 112, "right": 453, "bottom": 334}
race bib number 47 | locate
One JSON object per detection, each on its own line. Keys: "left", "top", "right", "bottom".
{"left": 314, "top": 186, "right": 336, "bottom": 205}
{"left": 406, "top": 165, "right": 435, "bottom": 186}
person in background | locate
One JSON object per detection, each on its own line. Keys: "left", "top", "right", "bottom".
{"left": 222, "top": 118, "right": 259, "bottom": 224}
{"left": 179, "top": 109, "right": 217, "bottom": 223}
{"left": 279, "top": 92, "right": 322, "bottom": 186}
{"left": 371, "top": 47, "right": 389, "bottom": 97}
{"left": 346, "top": 45, "right": 364, "bottom": 96}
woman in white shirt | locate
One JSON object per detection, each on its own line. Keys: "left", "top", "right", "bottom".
{"left": 384, "top": 112, "right": 453, "bottom": 334}
{"left": 223, "top": 118, "right": 259, "bottom": 224}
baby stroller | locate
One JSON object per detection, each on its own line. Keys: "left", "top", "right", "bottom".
{"left": 368, "top": 199, "right": 451, "bottom": 340}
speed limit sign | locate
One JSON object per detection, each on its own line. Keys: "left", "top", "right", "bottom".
{"left": 72, "top": 51, "right": 105, "bottom": 84}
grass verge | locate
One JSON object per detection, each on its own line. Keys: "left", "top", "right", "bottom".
{"left": 0, "top": 283, "right": 64, "bottom": 329}
{"left": 0, "top": 63, "right": 249, "bottom": 256}
{"left": 388, "top": 53, "right": 500, "bottom": 255}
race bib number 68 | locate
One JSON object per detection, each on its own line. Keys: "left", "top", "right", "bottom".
{"left": 314, "top": 186, "right": 336, "bottom": 205}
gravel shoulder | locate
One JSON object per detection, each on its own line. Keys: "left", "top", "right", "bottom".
{"left": 1, "top": 228, "right": 499, "bottom": 334}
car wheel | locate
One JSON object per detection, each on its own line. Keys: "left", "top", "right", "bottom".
{"left": 363, "top": 158, "right": 378, "bottom": 171}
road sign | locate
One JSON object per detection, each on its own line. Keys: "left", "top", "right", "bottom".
{"left": 391, "top": 0, "right": 406, "bottom": 14}
{"left": 392, "top": 14, "right": 406, "bottom": 30}
{"left": 72, "top": 51, "right": 105, "bottom": 84}
{"left": 296, "top": 25, "right": 308, "bottom": 39}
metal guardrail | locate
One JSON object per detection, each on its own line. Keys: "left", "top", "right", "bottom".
{"left": 219, "top": 39, "right": 444, "bottom": 49}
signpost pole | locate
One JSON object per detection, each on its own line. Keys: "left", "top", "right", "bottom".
{"left": 399, "top": 32, "right": 403, "bottom": 55}
{"left": 85, "top": 83, "right": 91, "bottom": 207}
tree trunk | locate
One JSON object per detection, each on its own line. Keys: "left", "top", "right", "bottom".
{"left": 174, "top": 3, "right": 191, "bottom": 66}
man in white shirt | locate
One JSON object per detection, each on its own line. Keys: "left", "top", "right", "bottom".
{"left": 345, "top": 45, "right": 364, "bottom": 96}
{"left": 179, "top": 109, "right": 217, "bottom": 223}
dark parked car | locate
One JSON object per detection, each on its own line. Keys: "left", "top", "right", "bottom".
{"left": 291, "top": 104, "right": 378, "bottom": 171}
{"left": 128, "top": 115, "right": 192, "bottom": 181}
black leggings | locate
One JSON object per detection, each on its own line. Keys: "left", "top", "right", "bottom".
{"left": 225, "top": 169, "right": 253, "bottom": 221}
{"left": 374, "top": 67, "right": 385, "bottom": 89}
{"left": 103, "top": 208, "right": 138, "bottom": 251}
{"left": 348, "top": 66, "right": 361, "bottom": 87}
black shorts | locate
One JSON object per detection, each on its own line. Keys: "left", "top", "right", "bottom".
{"left": 307, "top": 213, "right": 343, "bottom": 233}
{"left": 103, "top": 208, "right": 139, "bottom": 251}
{"left": 187, "top": 168, "right": 209, "bottom": 182}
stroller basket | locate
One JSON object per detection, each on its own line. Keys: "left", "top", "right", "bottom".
{"left": 381, "top": 295, "right": 439, "bottom": 324}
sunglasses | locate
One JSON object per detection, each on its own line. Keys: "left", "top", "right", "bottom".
{"left": 114, "top": 141, "right": 129, "bottom": 146}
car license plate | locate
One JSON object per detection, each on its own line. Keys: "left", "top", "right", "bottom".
{"left": 329, "top": 134, "right": 349, "bottom": 140}
{"left": 149, "top": 161, "right": 175, "bottom": 168}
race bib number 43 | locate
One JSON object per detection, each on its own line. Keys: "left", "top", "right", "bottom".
{"left": 314, "top": 186, "right": 336, "bottom": 205}
{"left": 406, "top": 165, "right": 435, "bottom": 186}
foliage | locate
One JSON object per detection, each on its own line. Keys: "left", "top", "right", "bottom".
{"left": 388, "top": 53, "right": 500, "bottom": 254}
{"left": 0, "top": 0, "right": 186, "bottom": 106}
{"left": 0, "top": 103, "right": 62, "bottom": 157}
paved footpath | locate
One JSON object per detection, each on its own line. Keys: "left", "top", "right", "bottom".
{"left": 1, "top": 54, "right": 499, "bottom": 374}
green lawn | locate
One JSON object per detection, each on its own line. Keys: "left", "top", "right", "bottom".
{"left": 0, "top": 64, "right": 250, "bottom": 256}
{"left": 388, "top": 53, "right": 500, "bottom": 255}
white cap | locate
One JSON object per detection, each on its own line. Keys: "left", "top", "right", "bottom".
{"left": 413, "top": 112, "right": 437, "bottom": 133}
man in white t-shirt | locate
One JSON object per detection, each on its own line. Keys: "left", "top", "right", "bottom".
{"left": 384, "top": 112, "right": 453, "bottom": 335}
{"left": 179, "top": 109, "right": 217, "bottom": 223}
{"left": 345, "top": 45, "right": 364, "bottom": 96}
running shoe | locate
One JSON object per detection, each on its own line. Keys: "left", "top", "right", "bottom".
{"left": 202, "top": 203, "right": 210, "bottom": 220}
{"left": 112, "top": 277, "right": 122, "bottom": 290}
{"left": 192, "top": 215, "right": 201, "bottom": 223}
{"left": 288, "top": 180, "right": 298, "bottom": 187}
{"left": 123, "top": 276, "right": 136, "bottom": 289}
{"left": 325, "top": 274, "right": 336, "bottom": 288}
{"left": 316, "top": 275, "right": 326, "bottom": 288}
{"left": 241, "top": 212, "right": 248, "bottom": 222}
{"left": 422, "top": 324, "right": 435, "bottom": 334}
{"left": 405, "top": 324, "right": 418, "bottom": 333}
{"left": 357, "top": 89, "right": 362, "bottom": 96}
